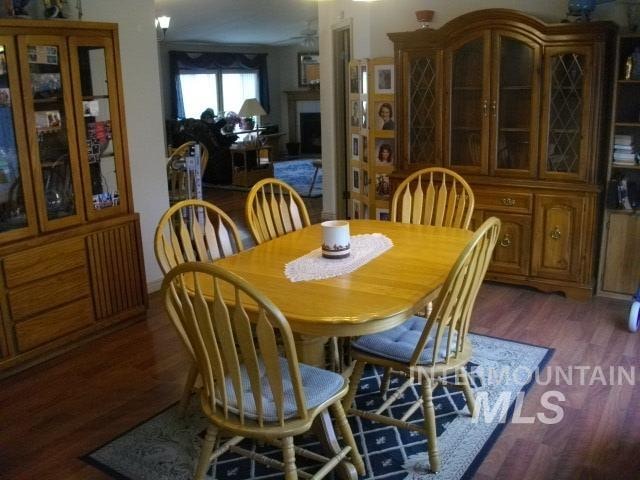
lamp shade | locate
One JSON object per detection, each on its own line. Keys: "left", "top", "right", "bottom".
{"left": 238, "top": 98, "right": 266, "bottom": 118}
{"left": 157, "top": 15, "right": 171, "bottom": 29}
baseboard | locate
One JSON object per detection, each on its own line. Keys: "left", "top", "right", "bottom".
{"left": 147, "top": 278, "right": 163, "bottom": 294}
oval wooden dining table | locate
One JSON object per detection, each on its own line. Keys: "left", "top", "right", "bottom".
{"left": 210, "top": 219, "right": 473, "bottom": 363}
{"left": 193, "top": 219, "right": 473, "bottom": 480}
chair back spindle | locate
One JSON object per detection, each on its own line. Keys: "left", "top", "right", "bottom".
{"left": 392, "top": 167, "right": 474, "bottom": 229}
{"left": 246, "top": 178, "right": 311, "bottom": 244}
{"left": 155, "top": 199, "right": 243, "bottom": 275}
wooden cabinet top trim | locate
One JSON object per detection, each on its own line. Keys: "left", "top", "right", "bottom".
{"left": 388, "top": 9, "right": 617, "bottom": 46}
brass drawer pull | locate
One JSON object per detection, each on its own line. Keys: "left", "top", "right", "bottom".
{"left": 550, "top": 227, "right": 561, "bottom": 240}
{"left": 499, "top": 234, "right": 512, "bottom": 248}
{"left": 501, "top": 197, "right": 516, "bottom": 207}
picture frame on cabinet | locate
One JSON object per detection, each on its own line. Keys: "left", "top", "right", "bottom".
{"left": 350, "top": 100, "right": 361, "bottom": 128}
{"left": 350, "top": 64, "right": 359, "bottom": 94}
{"left": 375, "top": 101, "right": 395, "bottom": 131}
{"left": 376, "top": 208, "right": 390, "bottom": 221}
{"left": 30, "top": 73, "right": 61, "bottom": 99}
{"left": 374, "top": 64, "right": 394, "bottom": 94}
{"left": 375, "top": 138, "right": 395, "bottom": 166}
{"left": 362, "top": 136, "right": 368, "bottom": 163}
{"left": 352, "top": 134, "right": 360, "bottom": 160}
{"left": 375, "top": 173, "right": 390, "bottom": 199}
{"left": 352, "top": 167, "right": 360, "bottom": 193}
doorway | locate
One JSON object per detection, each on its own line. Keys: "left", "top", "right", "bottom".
{"left": 332, "top": 24, "right": 351, "bottom": 219}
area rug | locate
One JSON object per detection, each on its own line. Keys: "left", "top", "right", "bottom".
{"left": 83, "top": 334, "right": 551, "bottom": 480}
{"left": 205, "top": 159, "right": 323, "bottom": 198}
{"left": 273, "top": 159, "right": 322, "bottom": 198}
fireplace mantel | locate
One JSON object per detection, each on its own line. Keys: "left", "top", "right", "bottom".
{"left": 285, "top": 89, "right": 320, "bottom": 144}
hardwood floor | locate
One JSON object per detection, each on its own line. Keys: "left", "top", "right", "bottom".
{"left": 0, "top": 189, "right": 637, "bottom": 479}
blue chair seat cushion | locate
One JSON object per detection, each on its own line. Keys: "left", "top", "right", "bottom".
{"left": 351, "top": 315, "right": 458, "bottom": 365}
{"left": 221, "top": 358, "right": 345, "bottom": 422}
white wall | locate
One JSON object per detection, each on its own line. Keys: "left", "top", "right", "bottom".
{"left": 317, "top": 0, "right": 628, "bottom": 219}
{"left": 83, "top": 0, "right": 168, "bottom": 290}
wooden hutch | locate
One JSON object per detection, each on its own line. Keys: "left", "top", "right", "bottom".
{"left": 0, "top": 19, "right": 147, "bottom": 377}
{"left": 388, "top": 9, "right": 616, "bottom": 300}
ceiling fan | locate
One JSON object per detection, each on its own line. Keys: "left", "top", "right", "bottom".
{"left": 286, "top": 20, "right": 318, "bottom": 49}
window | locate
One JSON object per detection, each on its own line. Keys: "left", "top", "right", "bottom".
{"left": 179, "top": 71, "right": 259, "bottom": 119}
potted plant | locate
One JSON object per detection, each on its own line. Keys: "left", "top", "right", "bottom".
{"left": 222, "top": 111, "right": 241, "bottom": 133}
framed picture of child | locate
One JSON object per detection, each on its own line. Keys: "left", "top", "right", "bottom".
{"left": 352, "top": 167, "right": 360, "bottom": 193}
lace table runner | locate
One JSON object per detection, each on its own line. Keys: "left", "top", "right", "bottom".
{"left": 284, "top": 233, "right": 393, "bottom": 282}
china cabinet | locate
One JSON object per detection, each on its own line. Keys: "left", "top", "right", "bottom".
{"left": 598, "top": 33, "right": 640, "bottom": 298}
{"left": 389, "top": 9, "right": 616, "bottom": 299}
{"left": 0, "top": 19, "right": 146, "bottom": 377}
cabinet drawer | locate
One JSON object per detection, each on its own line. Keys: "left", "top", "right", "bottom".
{"left": 14, "top": 298, "right": 94, "bottom": 353}
{"left": 3, "top": 238, "right": 87, "bottom": 288}
{"left": 9, "top": 267, "right": 91, "bottom": 321}
{"left": 474, "top": 190, "right": 533, "bottom": 214}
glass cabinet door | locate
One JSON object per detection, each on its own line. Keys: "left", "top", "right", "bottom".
{"left": 446, "top": 32, "right": 491, "bottom": 175}
{"left": 406, "top": 50, "right": 440, "bottom": 167}
{"left": 540, "top": 45, "right": 593, "bottom": 181}
{"left": 69, "top": 37, "right": 127, "bottom": 219}
{"left": 0, "top": 37, "right": 37, "bottom": 242}
{"left": 17, "top": 36, "right": 84, "bottom": 231}
{"left": 491, "top": 32, "right": 540, "bottom": 178}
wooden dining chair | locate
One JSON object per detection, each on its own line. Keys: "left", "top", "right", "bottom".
{"left": 386, "top": 167, "right": 476, "bottom": 385}
{"left": 390, "top": 166, "right": 475, "bottom": 229}
{"left": 162, "top": 262, "right": 365, "bottom": 480}
{"left": 342, "top": 217, "right": 501, "bottom": 473}
{"left": 154, "top": 199, "right": 244, "bottom": 415}
{"left": 167, "top": 141, "right": 209, "bottom": 205}
{"left": 245, "top": 178, "right": 311, "bottom": 245}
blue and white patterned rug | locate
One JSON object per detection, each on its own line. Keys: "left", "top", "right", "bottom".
{"left": 83, "top": 334, "right": 551, "bottom": 480}
{"left": 273, "top": 159, "right": 322, "bottom": 198}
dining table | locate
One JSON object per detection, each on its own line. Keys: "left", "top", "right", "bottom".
{"left": 203, "top": 219, "right": 474, "bottom": 479}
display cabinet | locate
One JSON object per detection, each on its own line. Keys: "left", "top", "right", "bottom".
{"left": 389, "top": 9, "right": 615, "bottom": 299}
{"left": 598, "top": 33, "right": 640, "bottom": 298}
{"left": 0, "top": 19, "right": 146, "bottom": 377}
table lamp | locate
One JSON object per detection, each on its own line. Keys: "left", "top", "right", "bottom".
{"left": 238, "top": 98, "right": 266, "bottom": 130}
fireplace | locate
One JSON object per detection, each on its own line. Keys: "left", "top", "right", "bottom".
{"left": 300, "top": 112, "right": 321, "bottom": 154}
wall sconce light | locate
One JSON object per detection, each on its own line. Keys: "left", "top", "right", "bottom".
{"left": 155, "top": 15, "right": 171, "bottom": 40}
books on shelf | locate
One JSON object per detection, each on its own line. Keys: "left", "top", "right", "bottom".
{"left": 614, "top": 134, "right": 633, "bottom": 146}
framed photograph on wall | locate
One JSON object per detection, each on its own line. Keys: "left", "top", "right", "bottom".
{"left": 375, "top": 138, "right": 395, "bottom": 166}
{"left": 362, "top": 136, "right": 368, "bottom": 163}
{"left": 375, "top": 173, "right": 390, "bottom": 199}
{"left": 350, "top": 100, "right": 361, "bottom": 128}
{"left": 351, "top": 134, "right": 360, "bottom": 160}
{"left": 352, "top": 167, "right": 360, "bottom": 193}
{"left": 350, "top": 64, "right": 359, "bottom": 94}
{"left": 374, "top": 64, "right": 394, "bottom": 94}
{"left": 375, "top": 101, "right": 395, "bottom": 131}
